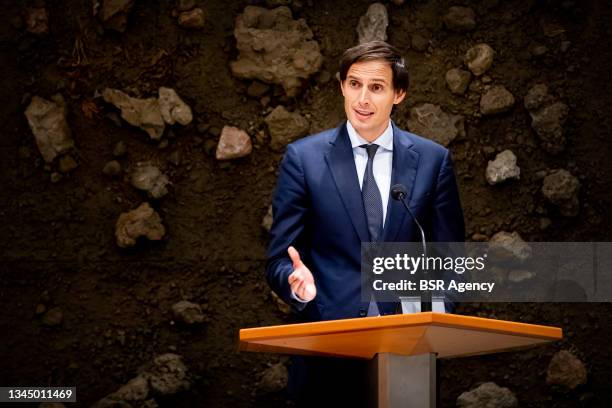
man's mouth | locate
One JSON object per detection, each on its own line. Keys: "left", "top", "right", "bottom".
{"left": 354, "top": 108, "right": 374, "bottom": 119}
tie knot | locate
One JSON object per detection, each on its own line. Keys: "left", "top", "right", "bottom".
{"left": 360, "top": 143, "right": 379, "bottom": 159}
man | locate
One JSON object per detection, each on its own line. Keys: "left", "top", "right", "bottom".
{"left": 265, "top": 41, "right": 465, "bottom": 405}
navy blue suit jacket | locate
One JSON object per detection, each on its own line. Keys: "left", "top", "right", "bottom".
{"left": 266, "top": 121, "right": 465, "bottom": 321}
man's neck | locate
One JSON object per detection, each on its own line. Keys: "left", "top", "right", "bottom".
{"left": 362, "top": 127, "right": 386, "bottom": 143}
{"left": 347, "top": 120, "right": 391, "bottom": 143}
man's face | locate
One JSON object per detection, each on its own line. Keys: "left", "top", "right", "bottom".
{"left": 340, "top": 59, "right": 406, "bottom": 141}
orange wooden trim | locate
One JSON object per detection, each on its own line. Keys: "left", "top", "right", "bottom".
{"left": 239, "top": 313, "right": 562, "bottom": 343}
{"left": 240, "top": 313, "right": 431, "bottom": 341}
{"left": 432, "top": 313, "right": 562, "bottom": 339}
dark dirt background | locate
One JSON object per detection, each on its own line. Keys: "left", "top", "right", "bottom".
{"left": 1, "top": 0, "right": 612, "bottom": 406}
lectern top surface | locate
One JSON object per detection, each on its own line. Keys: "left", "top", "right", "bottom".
{"left": 239, "top": 312, "right": 562, "bottom": 359}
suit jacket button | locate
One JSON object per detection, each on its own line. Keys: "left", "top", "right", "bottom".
{"left": 359, "top": 308, "right": 366, "bottom": 317}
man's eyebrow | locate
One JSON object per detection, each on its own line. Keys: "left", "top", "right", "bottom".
{"left": 346, "top": 75, "right": 388, "bottom": 84}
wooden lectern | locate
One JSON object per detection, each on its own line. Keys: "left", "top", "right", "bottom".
{"left": 239, "top": 312, "right": 562, "bottom": 407}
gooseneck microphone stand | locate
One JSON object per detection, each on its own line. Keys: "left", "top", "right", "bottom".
{"left": 391, "top": 184, "right": 431, "bottom": 312}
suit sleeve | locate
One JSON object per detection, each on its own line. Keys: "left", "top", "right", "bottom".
{"left": 431, "top": 149, "right": 466, "bottom": 312}
{"left": 431, "top": 149, "right": 465, "bottom": 242}
{"left": 266, "top": 144, "right": 310, "bottom": 311}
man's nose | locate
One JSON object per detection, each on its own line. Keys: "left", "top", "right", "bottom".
{"left": 358, "top": 87, "right": 370, "bottom": 104}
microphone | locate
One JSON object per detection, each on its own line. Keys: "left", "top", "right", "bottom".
{"left": 391, "top": 184, "right": 431, "bottom": 312}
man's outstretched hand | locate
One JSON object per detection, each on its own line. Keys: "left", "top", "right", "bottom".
{"left": 287, "top": 246, "right": 317, "bottom": 302}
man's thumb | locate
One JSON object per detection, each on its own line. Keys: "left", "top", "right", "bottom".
{"left": 288, "top": 246, "right": 302, "bottom": 268}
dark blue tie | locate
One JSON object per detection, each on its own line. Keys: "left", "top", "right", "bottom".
{"left": 361, "top": 144, "right": 383, "bottom": 242}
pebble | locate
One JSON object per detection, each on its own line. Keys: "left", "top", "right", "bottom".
{"left": 465, "top": 43, "right": 495, "bottom": 76}
{"left": 42, "top": 307, "right": 63, "bottom": 327}
{"left": 356, "top": 3, "right": 388, "bottom": 44}
{"left": 445, "top": 68, "right": 472, "bottom": 95}
{"left": 103, "top": 160, "right": 122, "bottom": 177}
{"left": 178, "top": 8, "right": 205, "bottom": 29}
{"left": 486, "top": 150, "right": 520, "bottom": 185}
{"left": 58, "top": 155, "right": 78, "bottom": 173}
{"left": 113, "top": 141, "right": 127, "bottom": 157}
{"left": 215, "top": 126, "right": 252, "bottom": 160}
{"left": 480, "top": 85, "right": 515, "bottom": 115}
{"left": 546, "top": 350, "right": 587, "bottom": 389}
{"left": 443, "top": 6, "right": 476, "bottom": 32}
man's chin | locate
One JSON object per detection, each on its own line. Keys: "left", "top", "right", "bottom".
{"left": 351, "top": 120, "right": 374, "bottom": 133}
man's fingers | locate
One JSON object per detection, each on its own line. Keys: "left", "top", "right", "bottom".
{"left": 288, "top": 246, "right": 302, "bottom": 269}
{"left": 287, "top": 248, "right": 315, "bottom": 301}
{"left": 288, "top": 269, "right": 303, "bottom": 284}
{"left": 294, "top": 279, "right": 306, "bottom": 296}
{"left": 304, "top": 283, "right": 316, "bottom": 299}
{"left": 296, "top": 281, "right": 316, "bottom": 302}
{"left": 288, "top": 271, "right": 304, "bottom": 292}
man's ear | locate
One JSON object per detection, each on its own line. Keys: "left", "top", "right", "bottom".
{"left": 339, "top": 79, "right": 346, "bottom": 97}
{"left": 393, "top": 89, "right": 406, "bottom": 105}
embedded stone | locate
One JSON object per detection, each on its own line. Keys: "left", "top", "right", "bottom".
{"left": 542, "top": 169, "right": 580, "bottom": 216}
{"left": 529, "top": 102, "right": 569, "bottom": 154}
{"left": 488, "top": 231, "right": 532, "bottom": 262}
{"left": 524, "top": 84, "right": 554, "bottom": 111}
{"left": 172, "top": 300, "right": 205, "bottom": 324}
{"left": 357, "top": 3, "right": 388, "bottom": 44}
{"left": 216, "top": 126, "right": 252, "bottom": 160}
{"left": 407, "top": 103, "right": 465, "bottom": 146}
{"left": 247, "top": 81, "right": 271, "bottom": 98}
{"left": 265, "top": 106, "right": 309, "bottom": 151}
{"left": 158, "top": 87, "right": 193, "bottom": 125}
{"left": 262, "top": 205, "right": 273, "bottom": 232}
{"left": 102, "top": 88, "right": 165, "bottom": 140}
{"left": 465, "top": 43, "right": 494, "bottom": 76}
{"left": 58, "top": 155, "right": 78, "bottom": 173}
{"left": 230, "top": 6, "right": 323, "bottom": 97}
{"left": 485, "top": 150, "right": 520, "bottom": 185}
{"left": 24, "top": 95, "right": 74, "bottom": 163}
{"left": 443, "top": 6, "right": 476, "bottom": 32}
{"left": 42, "top": 307, "right": 63, "bottom": 327}
{"left": 546, "top": 350, "right": 587, "bottom": 389}
{"left": 178, "top": 8, "right": 205, "bottom": 29}
{"left": 113, "top": 141, "right": 127, "bottom": 157}
{"left": 130, "top": 164, "right": 170, "bottom": 199}
{"left": 257, "top": 363, "right": 288, "bottom": 394}
{"left": 25, "top": 7, "right": 48, "bottom": 34}
{"left": 445, "top": 68, "right": 472, "bottom": 95}
{"left": 112, "top": 375, "right": 150, "bottom": 401}
{"left": 143, "top": 354, "right": 190, "bottom": 395}
{"left": 480, "top": 85, "right": 515, "bottom": 115}
{"left": 115, "top": 202, "right": 165, "bottom": 248}
{"left": 103, "top": 160, "right": 122, "bottom": 177}
{"left": 457, "top": 382, "right": 518, "bottom": 408}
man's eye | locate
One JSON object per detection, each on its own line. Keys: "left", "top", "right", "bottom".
{"left": 372, "top": 84, "right": 382, "bottom": 92}
{"left": 350, "top": 80, "right": 359, "bottom": 87}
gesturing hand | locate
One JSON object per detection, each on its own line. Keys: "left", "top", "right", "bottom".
{"left": 287, "top": 246, "right": 317, "bottom": 302}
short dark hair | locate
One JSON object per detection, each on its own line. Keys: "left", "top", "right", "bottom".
{"left": 339, "top": 41, "right": 409, "bottom": 93}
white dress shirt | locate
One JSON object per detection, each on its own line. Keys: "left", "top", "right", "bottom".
{"left": 346, "top": 119, "right": 393, "bottom": 226}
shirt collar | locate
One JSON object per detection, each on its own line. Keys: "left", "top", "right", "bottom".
{"left": 346, "top": 119, "right": 394, "bottom": 152}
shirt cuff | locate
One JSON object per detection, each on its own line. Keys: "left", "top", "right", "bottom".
{"left": 290, "top": 289, "right": 310, "bottom": 304}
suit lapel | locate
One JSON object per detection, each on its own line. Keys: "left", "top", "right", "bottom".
{"left": 382, "top": 122, "right": 420, "bottom": 242}
{"left": 325, "top": 123, "right": 369, "bottom": 242}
